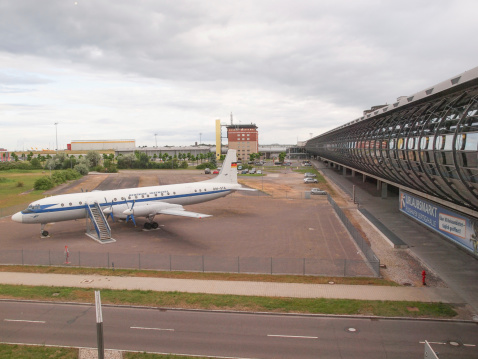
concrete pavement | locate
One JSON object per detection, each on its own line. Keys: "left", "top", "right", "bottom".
{"left": 0, "top": 271, "right": 464, "bottom": 303}
{"left": 312, "top": 159, "right": 478, "bottom": 314}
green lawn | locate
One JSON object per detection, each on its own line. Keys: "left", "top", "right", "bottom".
{"left": 0, "top": 344, "right": 77, "bottom": 359}
{"left": 0, "top": 283, "right": 457, "bottom": 319}
{"left": 0, "top": 170, "right": 47, "bottom": 208}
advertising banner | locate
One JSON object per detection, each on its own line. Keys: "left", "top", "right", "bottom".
{"left": 399, "top": 190, "right": 478, "bottom": 256}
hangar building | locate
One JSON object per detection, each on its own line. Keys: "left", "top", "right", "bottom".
{"left": 68, "top": 140, "right": 135, "bottom": 151}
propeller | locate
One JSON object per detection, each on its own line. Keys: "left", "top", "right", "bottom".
{"left": 123, "top": 199, "right": 137, "bottom": 226}
{"left": 103, "top": 197, "right": 115, "bottom": 222}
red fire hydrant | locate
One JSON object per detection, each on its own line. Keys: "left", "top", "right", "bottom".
{"left": 422, "top": 270, "right": 426, "bottom": 286}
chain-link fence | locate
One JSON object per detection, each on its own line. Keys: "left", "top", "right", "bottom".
{"left": 327, "top": 195, "right": 380, "bottom": 276}
{"left": 0, "top": 249, "right": 377, "bottom": 277}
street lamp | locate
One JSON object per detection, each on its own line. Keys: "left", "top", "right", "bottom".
{"left": 54, "top": 122, "right": 59, "bottom": 151}
{"left": 154, "top": 133, "right": 158, "bottom": 147}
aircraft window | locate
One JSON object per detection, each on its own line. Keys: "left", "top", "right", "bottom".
{"left": 195, "top": 190, "right": 197, "bottom": 192}
{"left": 199, "top": 189, "right": 202, "bottom": 192}
{"left": 135, "top": 195, "right": 138, "bottom": 199}
{"left": 142, "top": 195, "right": 144, "bottom": 198}
{"left": 122, "top": 197, "right": 125, "bottom": 200}
{"left": 114, "top": 198, "right": 117, "bottom": 201}
{"left": 69, "top": 202, "right": 72, "bottom": 206}
{"left": 79, "top": 201, "right": 82, "bottom": 205}
{"left": 204, "top": 189, "right": 206, "bottom": 191}
{"left": 22, "top": 208, "right": 34, "bottom": 213}
{"left": 61, "top": 203, "right": 64, "bottom": 207}
{"left": 173, "top": 192, "right": 176, "bottom": 195}
{"left": 147, "top": 195, "right": 149, "bottom": 197}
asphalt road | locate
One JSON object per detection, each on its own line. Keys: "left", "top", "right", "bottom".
{"left": 1, "top": 300, "right": 477, "bottom": 358}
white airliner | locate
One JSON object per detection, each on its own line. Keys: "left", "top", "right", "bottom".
{"left": 12, "top": 150, "right": 251, "bottom": 239}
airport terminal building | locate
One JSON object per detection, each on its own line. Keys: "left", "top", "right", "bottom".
{"left": 305, "top": 67, "right": 478, "bottom": 257}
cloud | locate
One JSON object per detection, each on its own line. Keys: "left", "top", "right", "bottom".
{"left": 1, "top": 1, "right": 478, "bottom": 150}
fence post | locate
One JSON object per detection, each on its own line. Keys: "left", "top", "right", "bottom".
{"left": 22, "top": 249, "right": 24, "bottom": 265}
{"left": 303, "top": 258, "right": 305, "bottom": 276}
{"left": 138, "top": 253, "right": 141, "bottom": 270}
{"left": 107, "top": 253, "right": 110, "bottom": 269}
{"left": 202, "top": 255, "right": 204, "bottom": 273}
{"left": 343, "top": 259, "right": 346, "bottom": 276}
{"left": 169, "top": 255, "right": 172, "bottom": 271}
{"left": 79, "top": 251, "right": 81, "bottom": 267}
{"left": 49, "top": 250, "right": 51, "bottom": 266}
{"left": 237, "top": 256, "right": 240, "bottom": 273}
{"left": 270, "top": 257, "right": 273, "bottom": 275}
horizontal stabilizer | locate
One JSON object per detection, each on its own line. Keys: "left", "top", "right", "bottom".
{"left": 230, "top": 187, "right": 258, "bottom": 192}
{"left": 159, "top": 208, "right": 212, "bottom": 218}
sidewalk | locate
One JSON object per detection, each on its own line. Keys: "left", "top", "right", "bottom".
{"left": 0, "top": 272, "right": 464, "bottom": 303}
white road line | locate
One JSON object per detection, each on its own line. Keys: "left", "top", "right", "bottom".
{"left": 420, "top": 341, "right": 476, "bottom": 347}
{"left": 4, "top": 319, "right": 46, "bottom": 324}
{"left": 268, "top": 334, "right": 318, "bottom": 339}
{"left": 130, "top": 326, "right": 174, "bottom": 331}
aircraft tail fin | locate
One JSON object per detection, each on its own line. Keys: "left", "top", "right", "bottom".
{"left": 208, "top": 149, "right": 238, "bottom": 184}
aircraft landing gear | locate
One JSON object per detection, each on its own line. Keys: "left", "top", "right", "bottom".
{"left": 143, "top": 215, "right": 159, "bottom": 230}
{"left": 143, "top": 221, "right": 159, "bottom": 230}
{"left": 41, "top": 224, "right": 49, "bottom": 238}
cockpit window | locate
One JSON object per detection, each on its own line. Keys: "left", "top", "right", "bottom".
{"left": 22, "top": 204, "right": 40, "bottom": 214}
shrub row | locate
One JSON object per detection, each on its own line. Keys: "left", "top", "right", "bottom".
{"left": 33, "top": 169, "right": 83, "bottom": 191}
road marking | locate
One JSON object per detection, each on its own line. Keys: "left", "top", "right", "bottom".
{"left": 420, "top": 341, "right": 476, "bottom": 347}
{"left": 4, "top": 319, "right": 46, "bottom": 324}
{"left": 130, "top": 326, "right": 174, "bottom": 331}
{"left": 268, "top": 334, "right": 318, "bottom": 339}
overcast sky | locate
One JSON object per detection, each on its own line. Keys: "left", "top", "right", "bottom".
{"left": 1, "top": 1, "right": 478, "bottom": 151}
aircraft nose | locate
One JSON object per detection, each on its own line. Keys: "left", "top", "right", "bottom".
{"left": 11, "top": 212, "right": 23, "bottom": 223}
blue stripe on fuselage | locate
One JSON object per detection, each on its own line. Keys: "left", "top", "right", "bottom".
{"left": 22, "top": 189, "right": 229, "bottom": 215}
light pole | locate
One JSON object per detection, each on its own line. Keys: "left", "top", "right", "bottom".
{"left": 199, "top": 133, "right": 202, "bottom": 145}
{"left": 54, "top": 122, "right": 59, "bottom": 151}
{"left": 154, "top": 133, "right": 158, "bottom": 147}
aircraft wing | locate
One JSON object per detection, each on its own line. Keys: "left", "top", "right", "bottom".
{"left": 159, "top": 208, "right": 212, "bottom": 218}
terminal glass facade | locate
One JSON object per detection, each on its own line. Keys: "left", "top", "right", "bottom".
{"left": 306, "top": 82, "right": 478, "bottom": 212}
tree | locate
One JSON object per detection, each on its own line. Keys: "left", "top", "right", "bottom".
{"left": 278, "top": 151, "right": 287, "bottom": 163}
{"left": 86, "top": 151, "right": 101, "bottom": 168}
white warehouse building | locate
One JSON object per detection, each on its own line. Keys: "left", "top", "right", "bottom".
{"left": 69, "top": 140, "right": 135, "bottom": 151}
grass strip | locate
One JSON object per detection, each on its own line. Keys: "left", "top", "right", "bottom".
{"left": 0, "top": 265, "right": 398, "bottom": 286}
{"left": 0, "top": 284, "right": 457, "bottom": 318}
{"left": 125, "top": 354, "right": 215, "bottom": 359}
{"left": 0, "top": 343, "right": 77, "bottom": 359}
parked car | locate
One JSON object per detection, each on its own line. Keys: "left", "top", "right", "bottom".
{"left": 304, "top": 172, "right": 316, "bottom": 177}
{"left": 241, "top": 170, "right": 248, "bottom": 174}
{"left": 310, "top": 188, "right": 327, "bottom": 195}
{"left": 249, "top": 169, "right": 256, "bottom": 174}
{"left": 304, "top": 177, "right": 318, "bottom": 183}
{"left": 204, "top": 168, "right": 211, "bottom": 174}
{"left": 238, "top": 165, "right": 243, "bottom": 170}
{"left": 213, "top": 169, "right": 219, "bottom": 174}
{"left": 256, "top": 170, "right": 262, "bottom": 175}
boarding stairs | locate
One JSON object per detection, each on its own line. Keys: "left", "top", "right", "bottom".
{"left": 86, "top": 202, "right": 116, "bottom": 244}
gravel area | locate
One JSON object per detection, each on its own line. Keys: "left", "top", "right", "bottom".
{"left": 79, "top": 348, "right": 122, "bottom": 359}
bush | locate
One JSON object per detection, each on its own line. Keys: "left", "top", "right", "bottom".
{"left": 74, "top": 164, "right": 89, "bottom": 176}
{"left": 196, "top": 162, "right": 217, "bottom": 170}
{"left": 16, "top": 181, "right": 24, "bottom": 187}
{"left": 34, "top": 176, "right": 54, "bottom": 190}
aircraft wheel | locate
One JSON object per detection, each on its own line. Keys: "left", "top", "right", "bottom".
{"left": 41, "top": 230, "right": 49, "bottom": 237}
{"left": 144, "top": 222, "right": 152, "bottom": 230}
{"left": 152, "top": 222, "right": 159, "bottom": 229}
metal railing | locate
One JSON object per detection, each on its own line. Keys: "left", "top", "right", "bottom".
{"left": 0, "top": 249, "right": 378, "bottom": 277}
